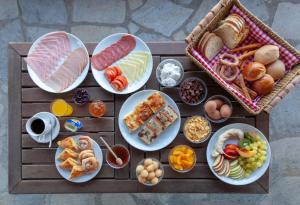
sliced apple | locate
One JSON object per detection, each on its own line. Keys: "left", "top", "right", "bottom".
{"left": 223, "top": 152, "right": 238, "bottom": 160}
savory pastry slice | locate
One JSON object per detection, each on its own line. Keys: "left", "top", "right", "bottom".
{"left": 57, "top": 148, "right": 79, "bottom": 161}
{"left": 138, "top": 117, "right": 164, "bottom": 144}
{"left": 78, "top": 149, "right": 95, "bottom": 161}
{"left": 69, "top": 165, "right": 85, "bottom": 179}
{"left": 123, "top": 112, "right": 142, "bottom": 133}
{"left": 57, "top": 137, "right": 79, "bottom": 151}
{"left": 78, "top": 136, "right": 93, "bottom": 150}
{"left": 135, "top": 102, "right": 154, "bottom": 124}
{"left": 156, "top": 105, "right": 179, "bottom": 129}
{"left": 82, "top": 157, "right": 99, "bottom": 172}
{"left": 145, "top": 92, "right": 166, "bottom": 113}
{"left": 138, "top": 125, "right": 156, "bottom": 145}
{"left": 59, "top": 158, "right": 80, "bottom": 171}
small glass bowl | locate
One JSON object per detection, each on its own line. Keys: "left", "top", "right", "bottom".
{"left": 179, "top": 77, "right": 208, "bottom": 106}
{"left": 156, "top": 59, "right": 184, "bottom": 87}
{"left": 136, "top": 158, "right": 164, "bottom": 186}
{"left": 204, "top": 95, "right": 233, "bottom": 124}
{"left": 105, "top": 144, "right": 130, "bottom": 169}
{"left": 72, "top": 88, "right": 90, "bottom": 106}
{"left": 168, "top": 145, "right": 197, "bottom": 173}
{"left": 183, "top": 116, "right": 212, "bottom": 144}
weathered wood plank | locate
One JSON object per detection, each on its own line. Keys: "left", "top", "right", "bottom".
{"left": 22, "top": 132, "right": 114, "bottom": 148}
{"left": 22, "top": 87, "right": 114, "bottom": 102}
{"left": 22, "top": 102, "right": 114, "bottom": 117}
{"left": 22, "top": 117, "right": 114, "bottom": 132}
{"left": 162, "top": 164, "right": 215, "bottom": 179}
{"left": 12, "top": 180, "right": 139, "bottom": 194}
{"left": 8, "top": 44, "right": 22, "bottom": 193}
{"left": 22, "top": 149, "right": 107, "bottom": 164}
{"left": 22, "top": 164, "right": 114, "bottom": 179}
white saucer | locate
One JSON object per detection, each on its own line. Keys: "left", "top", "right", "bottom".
{"left": 29, "top": 112, "right": 60, "bottom": 143}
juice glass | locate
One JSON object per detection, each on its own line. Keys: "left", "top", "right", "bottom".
{"left": 50, "top": 99, "right": 73, "bottom": 117}
{"left": 88, "top": 100, "right": 106, "bottom": 117}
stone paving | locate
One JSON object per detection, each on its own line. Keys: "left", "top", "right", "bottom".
{"left": 0, "top": 0, "right": 300, "bottom": 204}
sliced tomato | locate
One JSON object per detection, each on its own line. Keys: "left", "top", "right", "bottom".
{"left": 112, "top": 66, "right": 122, "bottom": 76}
{"left": 104, "top": 70, "right": 115, "bottom": 82}
{"left": 114, "top": 75, "right": 128, "bottom": 88}
{"left": 111, "top": 79, "right": 124, "bottom": 91}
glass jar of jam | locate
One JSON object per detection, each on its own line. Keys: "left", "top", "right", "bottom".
{"left": 88, "top": 100, "right": 106, "bottom": 118}
{"left": 106, "top": 144, "right": 130, "bottom": 169}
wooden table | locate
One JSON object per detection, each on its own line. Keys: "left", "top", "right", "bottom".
{"left": 8, "top": 42, "right": 269, "bottom": 194}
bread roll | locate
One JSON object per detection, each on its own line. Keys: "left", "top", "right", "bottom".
{"left": 267, "top": 59, "right": 285, "bottom": 80}
{"left": 252, "top": 74, "right": 275, "bottom": 96}
{"left": 254, "top": 45, "right": 279, "bottom": 65}
{"left": 242, "top": 62, "right": 266, "bottom": 81}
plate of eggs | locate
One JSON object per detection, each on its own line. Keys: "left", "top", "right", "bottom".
{"left": 136, "top": 158, "right": 164, "bottom": 186}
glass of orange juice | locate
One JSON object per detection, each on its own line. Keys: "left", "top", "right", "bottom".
{"left": 50, "top": 99, "right": 73, "bottom": 117}
{"left": 89, "top": 100, "right": 106, "bottom": 118}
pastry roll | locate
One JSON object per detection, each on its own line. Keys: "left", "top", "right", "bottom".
{"left": 59, "top": 158, "right": 80, "bottom": 171}
{"left": 82, "top": 157, "right": 99, "bottom": 172}
{"left": 78, "top": 150, "right": 94, "bottom": 161}
{"left": 57, "top": 148, "right": 79, "bottom": 161}
{"left": 78, "top": 136, "right": 93, "bottom": 150}
{"left": 57, "top": 137, "right": 79, "bottom": 151}
{"left": 69, "top": 165, "right": 85, "bottom": 179}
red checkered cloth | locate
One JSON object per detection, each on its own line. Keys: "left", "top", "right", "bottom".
{"left": 189, "top": 5, "right": 300, "bottom": 112}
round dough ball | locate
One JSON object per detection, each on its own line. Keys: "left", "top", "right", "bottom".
{"left": 267, "top": 59, "right": 285, "bottom": 80}
{"left": 155, "top": 169, "right": 163, "bottom": 177}
{"left": 213, "top": 99, "right": 224, "bottom": 109}
{"left": 152, "top": 161, "right": 159, "bottom": 170}
{"left": 220, "top": 104, "right": 232, "bottom": 118}
{"left": 140, "top": 169, "right": 148, "bottom": 178}
{"left": 146, "top": 164, "right": 155, "bottom": 172}
{"left": 208, "top": 110, "right": 222, "bottom": 120}
{"left": 144, "top": 158, "right": 153, "bottom": 167}
{"left": 147, "top": 172, "right": 156, "bottom": 181}
{"left": 151, "top": 177, "right": 159, "bottom": 185}
{"left": 136, "top": 165, "right": 144, "bottom": 174}
{"left": 204, "top": 101, "right": 217, "bottom": 114}
{"left": 138, "top": 175, "right": 146, "bottom": 183}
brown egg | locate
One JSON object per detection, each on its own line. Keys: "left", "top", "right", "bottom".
{"left": 204, "top": 101, "right": 217, "bottom": 114}
{"left": 208, "top": 110, "right": 222, "bottom": 120}
{"left": 213, "top": 99, "right": 224, "bottom": 109}
{"left": 220, "top": 104, "right": 232, "bottom": 118}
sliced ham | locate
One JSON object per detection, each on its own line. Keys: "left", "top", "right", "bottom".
{"left": 92, "top": 35, "right": 136, "bottom": 70}
{"left": 25, "top": 31, "right": 72, "bottom": 82}
{"left": 43, "top": 48, "right": 88, "bottom": 92}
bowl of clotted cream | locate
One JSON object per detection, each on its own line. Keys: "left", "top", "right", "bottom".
{"left": 156, "top": 59, "right": 184, "bottom": 87}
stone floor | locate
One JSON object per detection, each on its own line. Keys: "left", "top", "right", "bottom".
{"left": 0, "top": 0, "right": 300, "bottom": 204}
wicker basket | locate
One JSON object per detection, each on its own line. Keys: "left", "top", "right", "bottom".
{"left": 185, "top": 0, "right": 300, "bottom": 115}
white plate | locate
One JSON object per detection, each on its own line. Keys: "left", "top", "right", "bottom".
{"left": 118, "top": 90, "right": 181, "bottom": 151}
{"left": 55, "top": 135, "right": 103, "bottom": 183}
{"left": 27, "top": 31, "right": 90, "bottom": 93}
{"left": 206, "top": 123, "right": 271, "bottom": 186}
{"left": 91, "top": 33, "right": 153, "bottom": 94}
{"left": 28, "top": 112, "right": 60, "bottom": 143}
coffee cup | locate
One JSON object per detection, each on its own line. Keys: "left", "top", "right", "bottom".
{"left": 26, "top": 113, "right": 53, "bottom": 137}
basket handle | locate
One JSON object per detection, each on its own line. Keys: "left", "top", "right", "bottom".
{"left": 185, "top": 0, "right": 231, "bottom": 44}
{"left": 264, "top": 74, "right": 300, "bottom": 113}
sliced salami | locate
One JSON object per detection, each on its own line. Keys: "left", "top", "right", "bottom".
{"left": 92, "top": 35, "right": 136, "bottom": 70}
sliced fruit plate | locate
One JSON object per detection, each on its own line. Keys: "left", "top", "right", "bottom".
{"left": 206, "top": 123, "right": 271, "bottom": 185}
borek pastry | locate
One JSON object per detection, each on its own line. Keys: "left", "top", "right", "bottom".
{"left": 57, "top": 148, "right": 79, "bottom": 161}
{"left": 82, "top": 157, "right": 99, "bottom": 172}
{"left": 57, "top": 137, "right": 79, "bottom": 151}
{"left": 78, "top": 136, "right": 93, "bottom": 150}
{"left": 78, "top": 150, "right": 94, "bottom": 161}
{"left": 69, "top": 165, "right": 85, "bottom": 179}
{"left": 59, "top": 158, "right": 80, "bottom": 171}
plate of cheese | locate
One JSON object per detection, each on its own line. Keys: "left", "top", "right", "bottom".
{"left": 118, "top": 90, "right": 181, "bottom": 151}
{"left": 91, "top": 33, "right": 153, "bottom": 94}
